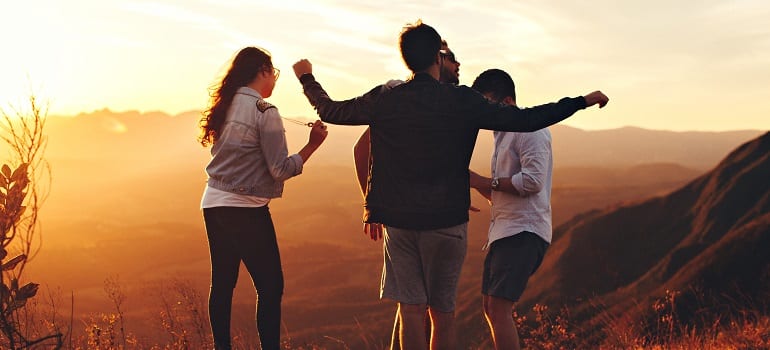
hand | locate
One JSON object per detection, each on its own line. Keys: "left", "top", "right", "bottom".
{"left": 584, "top": 91, "right": 609, "bottom": 108}
{"left": 364, "top": 223, "right": 384, "bottom": 241}
{"left": 293, "top": 59, "right": 313, "bottom": 79}
{"left": 308, "top": 120, "right": 327, "bottom": 146}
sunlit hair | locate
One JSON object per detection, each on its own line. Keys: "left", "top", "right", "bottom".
{"left": 199, "top": 47, "right": 272, "bottom": 147}
{"left": 471, "top": 69, "right": 517, "bottom": 103}
{"left": 399, "top": 20, "right": 442, "bottom": 73}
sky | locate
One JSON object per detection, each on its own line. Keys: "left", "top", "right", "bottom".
{"left": 1, "top": 0, "right": 769, "bottom": 131}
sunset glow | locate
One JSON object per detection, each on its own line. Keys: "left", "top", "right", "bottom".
{"left": 2, "top": 0, "right": 769, "bottom": 131}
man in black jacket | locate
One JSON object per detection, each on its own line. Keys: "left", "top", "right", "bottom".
{"left": 293, "top": 21, "right": 608, "bottom": 350}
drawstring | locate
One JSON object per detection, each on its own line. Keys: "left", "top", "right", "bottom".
{"left": 281, "top": 117, "right": 313, "bottom": 127}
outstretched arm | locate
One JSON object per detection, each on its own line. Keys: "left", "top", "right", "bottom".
{"left": 472, "top": 90, "right": 609, "bottom": 132}
{"left": 294, "top": 59, "right": 382, "bottom": 126}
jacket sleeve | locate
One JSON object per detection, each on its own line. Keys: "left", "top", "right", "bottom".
{"left": 510, "top": 132, "right": 551, "bottom": 196}
{"left": 299, "top": 73, "right": 383, "bottom": 125}
{"left": 466, "top": 87, "right": 588, "bottom": 132}
{"left": 259, "top": 107, "right": 304, "bottom": 181}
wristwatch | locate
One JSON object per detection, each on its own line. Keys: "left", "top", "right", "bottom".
{"left": 491, "top": 177, "right": 500, "bottom": 191}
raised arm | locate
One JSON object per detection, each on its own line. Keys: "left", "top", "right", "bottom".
{"left": 293, "top": 59, "right": 381, "bottom": 126}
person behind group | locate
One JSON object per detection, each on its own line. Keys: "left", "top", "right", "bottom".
{"left": 293, "top": 20, "right": 608, "bottom": 350}
{"left": 352, "top": 39, "right": 461, "bottom": 350}
{"left": 468, "top": 68, "right": 554, "bottom": 350}
{"left": 198, "top": 46, "right": 328, "bottom": 350}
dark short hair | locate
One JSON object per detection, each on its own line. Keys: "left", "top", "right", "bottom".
{"left": 399, "top": 20, "right": 442, "bottom": 73}
{"left": 471, "top": 69, "right": 516, "bottom": 103}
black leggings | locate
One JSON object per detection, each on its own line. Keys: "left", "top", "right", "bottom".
{"left": 203, "top": 206, "right": 283, "bottom": 350}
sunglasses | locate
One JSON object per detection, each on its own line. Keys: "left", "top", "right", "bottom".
{"left": 440, "top": 50, "right": 457, "bottom": 64}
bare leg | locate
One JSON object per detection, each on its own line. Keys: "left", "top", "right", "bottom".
{"left": 427, "top": 308, "right": 455, "bottom": 350}
{"left": 399, "top": 303, "right": 429, "bottom": 350}
{"left": 391, "top": 306, "right": 401, "bottom": 350}
{"left": 392, "top": 305, "right": 431, "bottom": 350}
{"left": 483, "top": 295, "right": 520, "bottom": 350}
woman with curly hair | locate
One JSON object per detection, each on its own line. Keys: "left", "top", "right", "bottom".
{"left": 199, "top": 46, "right": 327, "bottom": 350}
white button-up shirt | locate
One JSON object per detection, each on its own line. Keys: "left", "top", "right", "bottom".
{"left": 488, "top": 128, "right": 553, "bottom": 246}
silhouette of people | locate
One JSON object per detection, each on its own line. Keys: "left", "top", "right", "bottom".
{"left": 469, "top": 69, "right": 554, "bottom": 350}
{"left": 352, "top": 39, "right": 461, "bottom": 350}
{"left": 293, "top": 20, "right": 608, "bottom": 349}
{"left": 198, "top": 46, "right": 327, "bottom": 350}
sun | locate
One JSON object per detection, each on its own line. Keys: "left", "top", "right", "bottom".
{"left": 0, "top": 3, "right": 88, "bottom": 115}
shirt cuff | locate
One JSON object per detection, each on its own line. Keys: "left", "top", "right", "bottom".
{"left": 577, "top": 96, "right": 588, "bottom": 109}
{"left": 299, "top": 73, "right": 315, "bottom": 85}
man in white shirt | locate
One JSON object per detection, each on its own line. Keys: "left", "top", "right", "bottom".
{"left": 469, "top": 69, "right": 553, "bottom": 350}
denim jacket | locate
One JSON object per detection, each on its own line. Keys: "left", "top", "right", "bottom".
{"left": 206, "top": 87, "right": 303, "bottom": 198}
{"left": 300, "top": 73, "right": 585, "bottom": 230}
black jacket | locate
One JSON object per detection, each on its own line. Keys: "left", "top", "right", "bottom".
{"left": 300, "top": 73, "right": 586, "bottom": 230}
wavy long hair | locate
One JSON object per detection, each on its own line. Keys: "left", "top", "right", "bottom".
{"left": 199, "top": 47, "right": 272, "bottom": 147}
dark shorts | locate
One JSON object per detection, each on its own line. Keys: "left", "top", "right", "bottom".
{"left": 482, "top": 231, "right": 549, "bottom": 302}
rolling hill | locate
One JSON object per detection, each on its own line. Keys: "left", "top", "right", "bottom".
{"left": 522, "top": 131, "right": 770, "bottom": 334}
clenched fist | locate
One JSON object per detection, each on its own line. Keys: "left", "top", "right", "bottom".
{"left": 293, "top": 59, "right": 313, "bottom": 79}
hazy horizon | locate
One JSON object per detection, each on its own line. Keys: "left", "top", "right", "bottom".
{"left": 40, "top": 108, "right": 770, "bottom": 133}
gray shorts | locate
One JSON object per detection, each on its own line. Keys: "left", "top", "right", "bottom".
{"left": 380, "top": 222, "right": 467, "bottom": 313}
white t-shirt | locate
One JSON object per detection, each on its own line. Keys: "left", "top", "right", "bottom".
{"left": 201, "top": 185, "right": 270, "bottom": 208}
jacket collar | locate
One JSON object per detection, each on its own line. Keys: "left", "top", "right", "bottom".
{"left": 236, "top": 86, "right": 263, "bottom": 99}
{"left": 412, "top": 72, "right": 438, "bottom": 83}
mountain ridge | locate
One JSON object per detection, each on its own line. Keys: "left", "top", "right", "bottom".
{"left": 521, "top": 131, "right": 770, "bottom": 329}
{"left": 45, "top": 109, "right": 764, "bottom": 170}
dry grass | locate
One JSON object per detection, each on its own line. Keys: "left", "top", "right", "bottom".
{"left": 513, "top": 289, "right": 769, "bottom": 350}
{"left": 55, "top": 283, "right": 769, "bottom": 349}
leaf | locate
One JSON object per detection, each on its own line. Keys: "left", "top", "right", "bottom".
{"left": 0, "top": 175, "right": 6, "bottom": 188}
{"left": 10, "top": 163, "right": 28, "bottom": 183}
{"left": 17, "top": 283, "right": 39, "bottom": 300}
{"left": 0, "top": 248, "right": 5, "bottom": 261}
{"left": 0, "top": 164, "right": 10, "bottom": 179}
{"left": 8, "top": 182, "right": 24, "bottom": 196}
{"left": 2, "top": 254, "right": 26, "bottom": 271}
